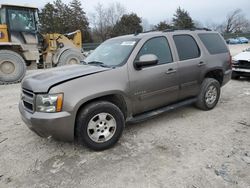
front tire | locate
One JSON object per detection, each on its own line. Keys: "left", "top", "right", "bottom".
{"left": 76, "top": 101, "right": 125, "bottom": 151}
{"left": 195, "top": 78, "right": 220, "bottom": 110}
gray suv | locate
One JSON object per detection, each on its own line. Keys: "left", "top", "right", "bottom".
{"left": 19, "top": 29, "right": 232, "bottom": 150}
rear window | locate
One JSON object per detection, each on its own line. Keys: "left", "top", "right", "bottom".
{"left": 198, "top": 33, "right": 228, "bottom": 54}
{"left": 173, "top": 35, "right": 200, "bottom": 61}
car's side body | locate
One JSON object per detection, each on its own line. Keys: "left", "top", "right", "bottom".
{"left": 19, "top": 29, "right": 232, "bottom": 144}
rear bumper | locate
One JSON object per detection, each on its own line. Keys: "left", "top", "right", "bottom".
{"left": 19, "top": 102, "right": 74, "bottom": 141}
{"left": 222, "top": 69, "right": 232, "bottom": 86}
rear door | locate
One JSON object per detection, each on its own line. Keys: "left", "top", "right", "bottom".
{"left": 172, "top": 34, "right": 204, "bottom": 99}
{"left": 128, "top": 36, "right": 179, "bottom": 115}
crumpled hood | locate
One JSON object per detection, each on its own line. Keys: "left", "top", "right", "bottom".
{"left": 22, "top": 64, "right": 110, "bottom": 93}
{"left": 233, "top": 51, "right": 250, "bottom": 62}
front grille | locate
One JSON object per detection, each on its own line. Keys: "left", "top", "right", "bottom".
{"left": 23, "top": 101, "right": 33, "bottom": 110}
{"left": 22, "top": 89, "right": 35, "bottom": 112}
{"left": 236, "top": 60, "right": 250, "bottom": 69}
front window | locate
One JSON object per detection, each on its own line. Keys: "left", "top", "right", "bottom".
{"left": 8, "top": 8, "right": 36, "bottom": 31}
{"left": 85, "top": 38, "right": 139, "bottom": 67}
{"left": 135, "top": 37, "right": 173, "bottom": 64}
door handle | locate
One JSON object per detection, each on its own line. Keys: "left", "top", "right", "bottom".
{"left": 165, "top": 68, "right": 177, "bottom": 74}
{"left": 198, "top": 61, "right": 206, "bottom": 67}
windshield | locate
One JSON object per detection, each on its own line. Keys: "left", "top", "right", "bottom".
{"left": 8, "top": 8, "right": 36, "bottom": 32}
{"left": 85, "top": 38, "right": 139, "bottom": 67}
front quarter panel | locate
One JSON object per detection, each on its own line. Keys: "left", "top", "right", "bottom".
{"left": 49, "top": 65, "right": 131, "bottom": 127}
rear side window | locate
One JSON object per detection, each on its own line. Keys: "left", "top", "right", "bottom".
{"left": 198, "top": 33, "right": 228, "bottom": 54}
{"left": 173, "top": 35, "right": 200, "bottom": 61}
{"left": 136, "top": 37, "right": 173, "bottom": 64}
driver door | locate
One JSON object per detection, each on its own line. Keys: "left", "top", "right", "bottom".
{"left": 128, "top": 36, "right": 179, "bottom": 115}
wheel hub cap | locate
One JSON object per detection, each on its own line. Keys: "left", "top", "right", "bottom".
{"left": 0, "top": 61, "right": 15, "bottom": 74}
{"left": 205, "top": 85, "right": 217, "bottom": 105}
{"left": 87, "top": 113, "right": 117, "bottom": 143}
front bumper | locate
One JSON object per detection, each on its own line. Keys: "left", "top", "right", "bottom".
{"left": 19, "top": 102, "right": 75, "bottom": 141}
{"left": 233, "top": 67, "right": 250, "bottom": 77}
{"left": 232, "top": 67, "right": 250, "bottom": 75}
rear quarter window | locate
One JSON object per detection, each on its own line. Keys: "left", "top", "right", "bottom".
{"left": 198, "top": 33, "right": 228, "bottom": 54}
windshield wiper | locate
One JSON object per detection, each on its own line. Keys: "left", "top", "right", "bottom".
{"left": 86, "top": 61, "right": 110, "bottom": 68}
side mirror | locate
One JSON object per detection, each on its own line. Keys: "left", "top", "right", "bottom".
{"left": 134, "top": 54, "right": 158, "bottom": 69}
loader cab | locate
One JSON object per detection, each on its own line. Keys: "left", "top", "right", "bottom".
{"left": 0, "top": 4, "right": 39, "bottom": 44}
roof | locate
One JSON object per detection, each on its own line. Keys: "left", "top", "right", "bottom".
{"left": 0, "top": 4, "right": 37, "bottom": 9}
{"left": 110, "top": 28, "right": 218, "bottom": 41}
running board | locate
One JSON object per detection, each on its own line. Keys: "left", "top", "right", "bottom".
{"left": 127, "top": 97, "right": 197, "bottom": 124}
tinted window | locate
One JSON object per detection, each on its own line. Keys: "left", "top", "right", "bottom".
{"left": 173, "top": 35, "right": 200, "bottom": 61}
{"left": 85, "top": 38, "right": 139, "bottom": 67}
{"left": 7, "top": 9, "right": 36, "bottom": 31}
{"left": 198, "top": 33, "right": 228, "bottom": 54}
{"left": 136, "top": 37, "right": 173, "bottom": 64}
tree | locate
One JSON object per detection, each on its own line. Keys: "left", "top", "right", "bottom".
{"left": 39, "top": 3, "right": 57, "bottom": 33}
{"left": 68, "top": 0, "right": 91, "bottom": 42}
{"left": 91, "top": 2, "right": 126, "bottom": 41}
{"left": 172, "top": 7, "right": 194, "bottom": 29}
{"left": 154, "top": 21, "right": 172, "bottom": 31}
{"left": 224, "top": 9, "right": 249, "bottom": 33}
{"left": 51, "top": 0, "right": 69, "bottom": 33}
{"left": 39, "top": 0, "right": 91, "bottom": 42}
{"left": 112, "top": 13, "right": 143, "bottom": 37}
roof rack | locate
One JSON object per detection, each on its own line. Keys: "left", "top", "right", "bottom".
{"left": 134, "top": 27, "right": 212, "bottom": 35}
{"left": 163, "top": 27, "right": 211, "bottom": 32}
{"left": 190, "top": 27, "right": 211, "bottom": 31}
{"left": 134, "top": 29, "right": 159, "bottom": 36}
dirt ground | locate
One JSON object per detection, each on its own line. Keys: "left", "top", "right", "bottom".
{"left": 0, "top": 44, "right": 250, "bottom": 188}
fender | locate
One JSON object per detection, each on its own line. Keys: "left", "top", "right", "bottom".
{"left": 73, "top": 90, "right": 133, "bottom": 122}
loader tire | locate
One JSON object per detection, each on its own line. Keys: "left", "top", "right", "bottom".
{"left": 57, "top": 49, "right": 84, "bottom": 66}
{"left": 0, "top": 50, "right": 26, "bottom": 85}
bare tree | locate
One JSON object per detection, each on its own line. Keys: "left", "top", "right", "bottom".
{"left": 205, "top": 21, "right": 224, "bottom": 32}
{"left": 193, "top": 20, "right": 203, "bottom": 28}
{"left": 224, "top": 9, "right": 249, "bottom": 33}
{"left": 90, "top": 2, "right": 126, "bottom": 41}
{"left": 106, "top": 2, "right": 126, "bottom": 27}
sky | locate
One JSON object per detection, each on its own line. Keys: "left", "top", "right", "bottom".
{"left": 4, "top": 0, "right": 250, "bottom": 26}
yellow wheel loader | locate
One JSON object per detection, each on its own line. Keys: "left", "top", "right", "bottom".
{"left": 0, "top": 4, "right": 85, "bottom": 84}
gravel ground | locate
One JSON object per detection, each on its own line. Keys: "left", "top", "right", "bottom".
{"left": 0, "top": 44, "right": 250, "bottom": 188}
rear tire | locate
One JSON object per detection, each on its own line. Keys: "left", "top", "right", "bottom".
{"left": 0, "top": 50, "right": 26, "bottom": 85}
{"left": 76, "top": 101, "right": 125, "bottom": 151}
{"left": 195, "top": 78, "right": 220, "bottom": 111}
{"left": 57, "top": 49, "right": 84, "bottom": 66}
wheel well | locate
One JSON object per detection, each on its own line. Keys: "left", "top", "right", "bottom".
{"left": 0, "top": 45, "right": 26, "bottom": 62}
{"left": 78, "top": 94, "right": 127, "bottom": 118}
{"left": 204, "top": 69, "right": 223, "bottom": 85}
{"left": 0, "top": 45, "right": 23, "bottom": 54}
{"left": 74, "top": 94, "right": 128, "bottom": 137}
